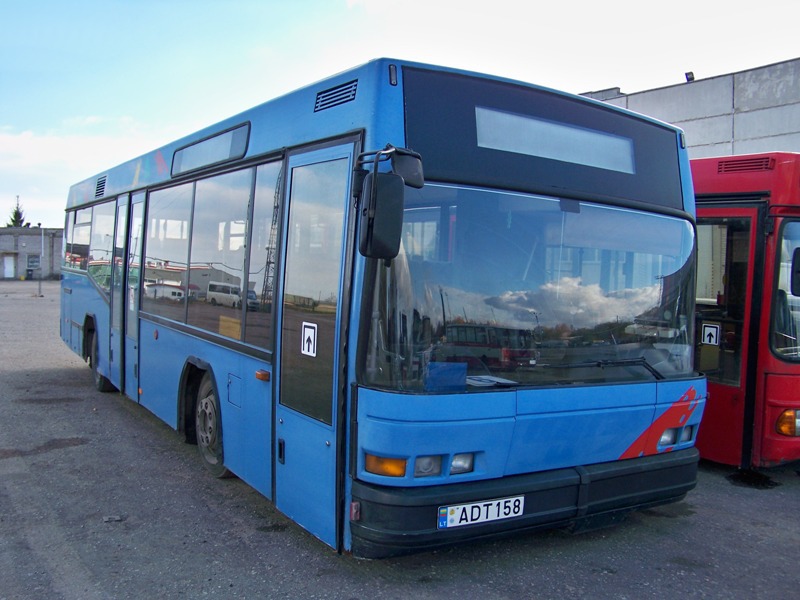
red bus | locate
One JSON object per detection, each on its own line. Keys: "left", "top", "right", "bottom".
{"left": 692, "top": 152, "right": 800, "bottom": 469}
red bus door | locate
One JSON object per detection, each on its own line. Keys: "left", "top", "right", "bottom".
{"left": 695, "top": 204, "right": 765, "bottom": 467}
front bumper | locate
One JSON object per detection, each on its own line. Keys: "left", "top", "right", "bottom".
{"left": 350, "top": 447, "right": 698, "bottom": 558}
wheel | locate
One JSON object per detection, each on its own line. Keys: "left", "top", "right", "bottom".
{"left": 89, "top": 331, "right": 116, "bottom": 393}
{"left": 195, "top": 373, "right": 231, "bottom": 478}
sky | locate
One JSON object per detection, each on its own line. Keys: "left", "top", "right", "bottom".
{"left": 1, "top": 0, "right": 799, "bottom": 228}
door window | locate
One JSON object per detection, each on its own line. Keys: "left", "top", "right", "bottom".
{"left": 280, "top": 157, "right": 348, "bottom": 424}
{"left": 695, "top": 218, "right": 751, "bottom": 384}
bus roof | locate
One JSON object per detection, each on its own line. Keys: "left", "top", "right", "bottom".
{"left": 67, "top": 58, "right": 686, "bottom": 211}
{"left": 692, "top": 151, "right": 800, "bottom": 200}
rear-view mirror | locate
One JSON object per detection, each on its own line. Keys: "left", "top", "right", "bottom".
{"left": 355, "top": 145, "right": 424, "bottom": 260}
{"left": 359, "top": 172, "right": 405, "bottom": 259}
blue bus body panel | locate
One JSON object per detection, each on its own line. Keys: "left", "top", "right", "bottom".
{"left": 350, "top": 378, "right": 705, "bottom": 556}
{"left": 507, "top": 383, "right": 658, "bottom": 474}
{"left": 138, "top": 320, "right": 273, "bottom": 498}
{"left": 356, "top": 377, "right": 706, "bottom": 486}
{"left": 357, "top": 390, "right": 518, "bottom": 484}
{"left": 60, "top": 271, "right": 111, "bottom": 373}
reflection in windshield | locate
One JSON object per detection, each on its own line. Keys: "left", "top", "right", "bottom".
{"left": 359, "top": 184, "right": 696, "bottom": 392}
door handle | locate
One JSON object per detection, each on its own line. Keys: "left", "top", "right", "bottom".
{"left": 278, "top": 438, "right": 285, "bottom": 464}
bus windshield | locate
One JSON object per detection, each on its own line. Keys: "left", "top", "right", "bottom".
{"left": 773, "top": 220, "right": 800, "bottom": 358}
{"left": 360, "top": 183, "right": 696, "bottom": 391}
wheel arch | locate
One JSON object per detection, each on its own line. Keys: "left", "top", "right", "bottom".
{"left": 178, "top": 357, "right": 217, "bottom": 444}
{"left": 81, "top": 313, "right": 98, "bottom": 362}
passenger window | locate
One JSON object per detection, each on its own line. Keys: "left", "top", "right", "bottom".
{"left": 65, "top": 207, "right": 92, "bottom": 271}
{"left": 142, "top": 183, "right": 193, "bottom": 322}
{"left": 87, "top": 201, "right": 116, "bottom": 293}
{"left": 187, "top": 170, "right": 252, "bottom": 339}
{"left": 244, "top": 162, "right": 282, "bottom": 349}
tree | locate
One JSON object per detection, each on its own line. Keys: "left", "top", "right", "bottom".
{"left": 6, "top": 196, "right": 29, "bottom": 228}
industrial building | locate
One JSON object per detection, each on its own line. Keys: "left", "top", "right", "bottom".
{"left": 583, "top": 57, "right": 800, "bottom": 157}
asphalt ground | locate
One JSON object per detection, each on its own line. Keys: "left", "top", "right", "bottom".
{"left": 1, "top": 279, "right": 799, "bottom": 599}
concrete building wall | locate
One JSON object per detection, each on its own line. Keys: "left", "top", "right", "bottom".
{"left": 0, "top": 227, "right": 63, "bottom": 280}
{"left": 584, "top": 58, "right": 800, "bottom": 158}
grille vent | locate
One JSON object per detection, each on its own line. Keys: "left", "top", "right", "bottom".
{"left": 717, "top": 157, "right": 775, "bottom": 174}
{"left": 314, "top": 80, "right": 358, "bottom": 112}
{"left": 94, "top": 175, "right": 107, "bottom": 198}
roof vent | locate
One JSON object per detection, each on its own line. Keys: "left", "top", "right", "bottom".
{"left": 314, "top": 80, "right": 358, "bottom": 112}
{"left": 94, "top": 175, "right": 107, "bottom": 198}
{"left": 717, "top": 157, "right": 775, "bottom": 174}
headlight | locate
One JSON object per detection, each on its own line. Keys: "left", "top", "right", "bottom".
{"left": 450, "top": 453, "right": 474, "bottom": 474}
{"left": 659, "top": 428, "right": 678, "bottom": 446}
{"left": 414, "top": 455, "right": 442, "bottom": 477}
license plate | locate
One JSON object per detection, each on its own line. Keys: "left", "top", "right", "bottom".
{"left": 438, "top": 495, "right": 525, "bottom": 529}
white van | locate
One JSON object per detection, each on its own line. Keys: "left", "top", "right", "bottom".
{"left": 206, "top": 282, "right": 241, "bottom": 307}
{"left": 144, "top": 282, "right": 185, "bottom": 302}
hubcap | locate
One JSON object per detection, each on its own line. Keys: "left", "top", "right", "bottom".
{"left": 196, "top": 394, "right": 218, "bottom": 450}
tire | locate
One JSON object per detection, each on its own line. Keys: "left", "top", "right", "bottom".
{"left": 89, "top": 331, "right": 116, "bottom": 393}
{"left": 195, "top": 373, "right": 231, "bottom": 478}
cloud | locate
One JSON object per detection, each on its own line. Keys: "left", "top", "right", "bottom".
{"left": 485, "top": 277, "right": 661, "bottom": 330}
{"left": 0, "top": 124, "right": 171, "bottom": 227}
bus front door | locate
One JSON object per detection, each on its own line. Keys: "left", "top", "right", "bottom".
{"left": 275, "top": 144, "right": 355, "bottom": 550}
{"left": 695, "top": 204, "right": 764, "bottom": 467}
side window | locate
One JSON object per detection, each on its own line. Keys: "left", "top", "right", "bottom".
{"left": 244, "top": 162, "right": 282, "bottom": 349}
{"left": 62, "top": 212, "right": 74, "bottom": 269}
{"left": 186, "top": 169, "right": 252, "bottom": 339}
{"left": 142, "top": 183, "right": 193, "bottom": 322}
{"left": 66, "top": 207, "right": 92, "bottom": 271}
{"left": 88, "top": 201, "right": 116, "bottom": 293}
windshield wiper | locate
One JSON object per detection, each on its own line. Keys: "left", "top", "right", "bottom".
{"left": 541, "top": 357, "right": 665, "bottom": 380}
{"left": 466, "top": 375, "right": 518, "bottom": 388}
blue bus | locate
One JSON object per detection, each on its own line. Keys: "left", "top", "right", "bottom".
{"left": 61, "top": 59, "right": 706, "bottom": 557}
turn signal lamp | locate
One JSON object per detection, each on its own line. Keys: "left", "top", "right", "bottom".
{"left": 365, "top": 454, "right": 406, "bottom": 477}
{"left": 776, "top": 409, "right": 799, "bottom": 436}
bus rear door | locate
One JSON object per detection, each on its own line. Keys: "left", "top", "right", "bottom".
{"left": 695, "top": 202, "right": 765, "bottom": 467}
{"left": 108, "top": 195, "right": 128, "bottom": 391}
{"left": 124, "top": 194, "right": 145, "bottom": 401}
